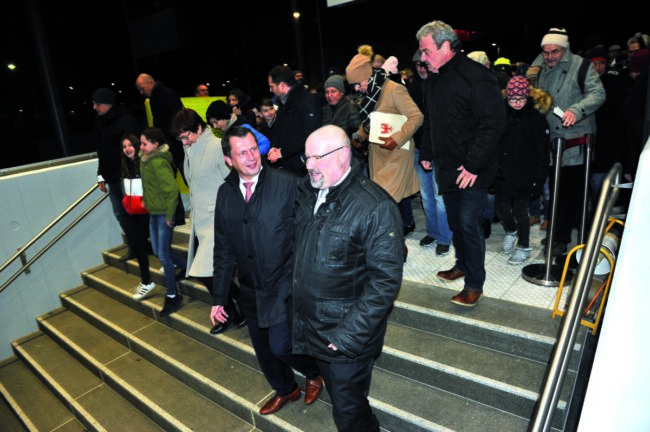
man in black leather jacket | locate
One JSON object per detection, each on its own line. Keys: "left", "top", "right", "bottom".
{"left": 292, "top": 125, "right": 403, "bottom": 432}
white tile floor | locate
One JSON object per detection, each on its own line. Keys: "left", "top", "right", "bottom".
{"left": 406, "top": 197, "right": 572, "bottom": 310}
{"left": 180, "top": 194, "right": 572, "bottom": 311}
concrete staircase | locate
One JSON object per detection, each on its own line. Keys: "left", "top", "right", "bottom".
{"left": 0, "top": 230, "right": 588, "bottom": 431}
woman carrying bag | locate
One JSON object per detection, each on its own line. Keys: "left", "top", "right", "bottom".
{"left": 120, "top": 134, "right": 154, "bottom": 299}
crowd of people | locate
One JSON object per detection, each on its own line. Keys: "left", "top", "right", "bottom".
{"left": 91, "top": 19, "right": 648, "bottom": 431}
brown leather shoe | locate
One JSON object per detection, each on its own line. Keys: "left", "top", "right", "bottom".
{"left": 304, "top": 376, "right": 324, "bottom": 405}
{"left": 437, "top": 267, "right": 465, "bottom": 282}
{"left": 540, "top": 220, "right": 548, "bottom": 231}
{"left": 451, "top": 289, "right": 482, "bottom": 307}
{"left": 259, "top": 387, "right": 301, "bottom": 415}
{"left": 529, "top": 216, "right": 540, "bottom": 226}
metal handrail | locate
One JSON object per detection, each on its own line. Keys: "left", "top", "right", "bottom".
{"left": 0, "top": 184, "right": 107, "bottom": 294}
{"left": 529, "top": 163, "right": 623, "bottom": 431}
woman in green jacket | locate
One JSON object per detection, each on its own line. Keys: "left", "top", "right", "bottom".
{"left": 139, "top": 127, "right": 186, "bottom": 317}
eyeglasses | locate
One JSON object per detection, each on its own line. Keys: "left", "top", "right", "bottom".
{"left": 301, "top": 146, "right": 345, "bottom": 163}
{"left": 507, "top": 97, "right": 527, "bottom": 103}
{"left": 177, "top": 132, "right": 192, "bottom": 142}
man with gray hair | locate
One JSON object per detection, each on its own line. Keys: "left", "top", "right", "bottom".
{"left": 527, "top": 28, "right": 605, "bottom": 255}
{"left": 416, "top": 20, "right": 506, "bottom": 307}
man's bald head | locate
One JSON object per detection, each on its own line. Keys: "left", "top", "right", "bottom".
{"left": 135, "top": 74, "right": 155, "bottom": 97}
{"left": 304, "top": 125, "right": 351, "bottom": 189}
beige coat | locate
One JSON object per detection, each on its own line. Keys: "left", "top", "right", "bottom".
{"left": 358, "top": 80, "right": 423, "bottom": 202}
{"left": 183, "top": 128, "right": 231, "bottom": 277}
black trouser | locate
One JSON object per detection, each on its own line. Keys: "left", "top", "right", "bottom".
{"left": 247, "top": 317, "right": 320, "bottom": 396}
{"left": 548, "top": 165, "right": 585, "bottom": 245}
{"left": 316, "top": 356, "right": 380, "bottom": 432}
{"left": 127, "top": 214, "right": 151, "bottom": 284}
{"left": 495, "top": 193, "right": 530, "bottom": 248}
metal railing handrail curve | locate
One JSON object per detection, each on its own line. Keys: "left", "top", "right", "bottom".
{"left": 0, "top": 184, "right": 107, "bottom": 294}
{"left": 529, "top": 162, "right": 623, "bottom": 431}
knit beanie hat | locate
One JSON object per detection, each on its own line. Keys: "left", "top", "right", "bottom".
{"left": 541, "top": 28, "right": 569, "bottom": 48}
{"left": 92, "top": 88, "right": 115, "bottom": 105}
{"left": 467, "top": 51, "right": 489, "bottom": 67}
{"left": 628, "top": 49, "right": 650, "bottom": 73}
{"left": 506, "top": 75, "right": 530, "bottom": 99}
{"left": 586, "top": 47, "right": 608, "bottom": 63}
{"left": 324, "top": 75, "right": 345, "bottom": 93}
{"left": 346, "top": 45, "right": 373, "bottom": 84}
{"left": 206, "top": 100, "right": 232, "bottom": 122}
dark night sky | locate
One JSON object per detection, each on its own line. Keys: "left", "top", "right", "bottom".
{"left": 1, "top": 0, "right": 647, "bottom": 168}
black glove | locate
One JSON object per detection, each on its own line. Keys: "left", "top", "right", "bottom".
{"left": 530, "top": 179, "right": 544, "bottom": 199}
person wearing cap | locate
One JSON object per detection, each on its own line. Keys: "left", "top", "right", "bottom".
{"left": 528, "top": 28, "right": 605, "bottom": 256}
{"left": 416, "top": 20, "right": 506, "bottom": 307}
{"left": 495, "top": 76, "right": 551, "bottom": 264}
{"left": 92, "top": 87, "right": 142, "bottom": 261}
{"left": 346, "top": 44, "right": 423, "bottom": 241}
{"left": 206, "top": 100, "right": 270, "bottom": 155}
{"left": 321, "top": 74, "right": 364, "bottom": 170}
{"left": 492, "top": 57, "right": 513, "bottom": 88}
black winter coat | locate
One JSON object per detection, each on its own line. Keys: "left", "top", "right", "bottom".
{"left": 149, "top": 82, "right": 184, "bottom": 167}
{"left": 419, "top": 53, "right": 506, "bottom": 193}
{"left": 272, "top": 84, "right": 322, "bottom": 175}
{"left": 95, "top": 105, "right": 141, "bottom": 182}
{"left": 494, "top": 100, "right": 550, "bottom": 196}
{"left": 292, "top": 162, "right": 403, "bottom": 363}
{"left": 212, "top": 164, "right": 298, "bottom": 328}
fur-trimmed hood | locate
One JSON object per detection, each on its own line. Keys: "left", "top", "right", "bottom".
{"left": 502, "top": 84, "right": 553, "bottom": 115}
{"left": 140, "top": 143, "right": 172, "bottom": 163}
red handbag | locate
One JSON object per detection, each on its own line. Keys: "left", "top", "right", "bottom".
{"left": 122, "top": 194, "right": 148, "bottom": 215}
{"left": 122, "top": 178, "right": 148, "bottom": 215}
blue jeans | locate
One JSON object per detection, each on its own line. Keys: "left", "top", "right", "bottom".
{"left": 414, "top": 149, "right": 452, "bottom": 245}
{"left": 482, "top": 192, "right": 495, "bottom": 221}
{"left": 443, "top": 187, "right": 488, "bottom": 291}
{"left": 149, "top": 215, "right": 186, "bottom": 296}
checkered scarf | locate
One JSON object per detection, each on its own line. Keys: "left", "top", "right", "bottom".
{"left": 358, "top": 68, "right": 387, "bottom": 127}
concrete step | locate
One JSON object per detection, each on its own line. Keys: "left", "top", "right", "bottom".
{"left": 54, "top": 286, "right": 336, "bottom": 432}
{"left": 36, "top": 301, "right": 259, "bottom": 432}
{"left": 78, "top": 262, "right": 558, "bottom": 430}
{"left": 0, "top": 355, "right": 85, "bottom": 432}
{"left": 0, "top": 390, "right": 27, "bottom": 432}
{"left": 11, "top": 330, "right": 164, "bottom": 431}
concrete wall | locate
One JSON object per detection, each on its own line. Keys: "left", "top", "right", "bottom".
{"left": 0, "top": 159, "right": 121, "bottom": 360}
{"left": 579, "top": 138, "right": 650, "bottom": 431}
